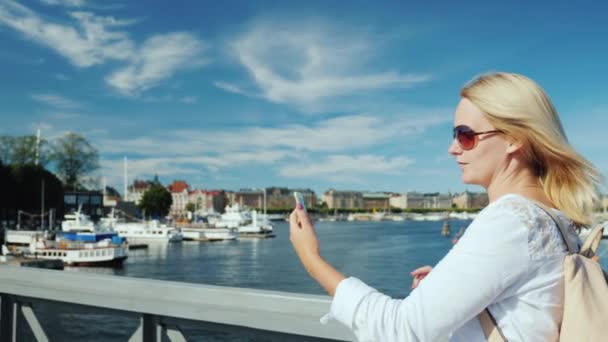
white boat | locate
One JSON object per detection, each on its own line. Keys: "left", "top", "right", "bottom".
{"left": 181, "top": 227, "right": 239, "bottom": 241}
{"left": 4, "top": 208, "right": 128, "bottom": 267}
{"left": 27, "top": 235, "right": 128, "bottom": 267}
{"left": 100, "top": 209, "right": 183, "bottom": 244}
{"left": 448, "top": 212, "right": 477, "bottom": 220}
{"left": 215, "top": 204, "right": 251, "bottom": 228}
{"left": 113, "top": 221, "right": 183, "bottom": 244}
{"left": 215, "top": 204, "right": 274, "bottom": 237}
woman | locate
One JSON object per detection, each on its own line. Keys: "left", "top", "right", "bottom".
{"left": 289, "top": 72, "right": 601, "bottom": 341}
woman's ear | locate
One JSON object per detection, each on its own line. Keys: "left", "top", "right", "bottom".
{"left": 506, "top": 138, "right": 523, "bottom": 154}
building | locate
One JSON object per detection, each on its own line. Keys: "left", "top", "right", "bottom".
{"left": 362, "top": 192, "right": 391, "bottom": 211}
{"left": 64, "top": 190, "right": 104, "bottom": 219}
{"left": 452, "top": 191, "right": 489, "bottom": 209}
{"left": 390, "top": 192, "right": 425, "bottom": 209}
{"left": 102, "top": 186, "right": 121, "bottom": 207}
{"left": 322, "top": 190, "right": 364, "bottom": 209}
{"left": 228, "top": 188, "right": 315, "bottom": 210}
{"left": 125, "top": 179, "right": 153, "bottom": 205}
{"left": 265, "top": 187, "right": 316, "bottom": 209}
{"left": 229, "top": 189, "right": 264, "bottom": 209}
{"left": 167, "top": 180, "right": 190, "bottom": 218}
{"left": 390, "top": 192, "right": 453, "bottom": 209}
{"left": 188, "top": 189, "right": 227, "bottom": 213}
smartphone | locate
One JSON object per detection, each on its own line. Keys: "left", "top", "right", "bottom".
{"left": 293, "top": 191, "right": 307, "bottom": 213}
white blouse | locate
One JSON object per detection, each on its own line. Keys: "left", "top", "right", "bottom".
{"left": 322, "top": 194, "right": 580, "bottom": 342}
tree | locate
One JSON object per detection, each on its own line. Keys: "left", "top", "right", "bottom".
{"left": 0, "top": 135, "right": 50, "bottom": 166}
{"left": 185, "top": 202, "right": 196, "bottom": 213}
{"left": 1, "top": 164, "right": 64, "bottom": 226}
{"left": 51, "top": 132, "right": 99, "bottom": 190}
{"left": 138, "top": 184, "right": 173, "bottom": 219}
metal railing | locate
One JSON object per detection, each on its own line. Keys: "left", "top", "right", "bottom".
{"left": 0, "top": 266, "right": 354, "bottom": 341}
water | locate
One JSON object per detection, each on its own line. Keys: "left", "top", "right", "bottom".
{"left": 19, "top": 220, "right": 608, "bottom": 341}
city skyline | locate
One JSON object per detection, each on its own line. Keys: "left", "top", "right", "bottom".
{"left": 1, "top": 1, "right": 608, "bottom": 197}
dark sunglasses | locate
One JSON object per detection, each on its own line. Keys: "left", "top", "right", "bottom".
{"left": 453, "top": 125, "right": 502, "bottom": 150}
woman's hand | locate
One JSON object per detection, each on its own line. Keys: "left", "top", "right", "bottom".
{"left": 289, "top": 205, "right": 346, "bottom": 296}
{"left": 410, "top": 265, "right": 433, "bottom": 289}
{"left": 289, "top": 205, "right": 320, "bottom": 273}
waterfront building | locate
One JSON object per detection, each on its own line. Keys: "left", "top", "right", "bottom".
{"left": 102, "top": 186, "right": 121, "bottom": 207}
{"left": 390, "top": 192, "right": 425, "bottom": 209}
{"left": 452, "top": 191, "right": 489, "bottom": 209}
{"left": 322, "top": 189, "right": 364, "bottom": 209}
{"left": 228, "top": 187, "right": 315, "bottom": 210}
{"left": 266, "top": 187, "right": 316, "bottom": 210}
{"left": 188, "top": 189, "right": 227, "bottom": 214}
{"left": 230, "top": 189, "right": 264, "bottom": 209}
{"left": 125, "top": 179, "right": 153, "bottom": 205}
{"left": 390, "top": 192, "right": 453, "bottom": 209}
{"left": 362, "top": 192, "right": 391, "bottom": 211}
{"left": 167, "top": 180, "right": 190, "bottom": 219}
{"left": 64, "top": 190, "right": 103, "bottom": 219}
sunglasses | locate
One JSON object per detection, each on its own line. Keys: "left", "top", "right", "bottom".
{"left": 453, "top": 125, "right": 502, "bottom": 150}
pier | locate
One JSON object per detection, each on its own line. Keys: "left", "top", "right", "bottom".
{"left": 0, "top": 267, "right": 353, "bottom": 341}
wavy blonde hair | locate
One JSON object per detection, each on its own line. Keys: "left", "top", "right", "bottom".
{"left": 461, "top": 72, "right": 602, "bottom": 226}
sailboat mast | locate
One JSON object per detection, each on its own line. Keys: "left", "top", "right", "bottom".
{"left": 123, "top": 156, "right": 128, "bottom": 200}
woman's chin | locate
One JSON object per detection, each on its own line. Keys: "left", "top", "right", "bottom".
{"left": 461, "top": 174, "right": 477, "bottom": 185}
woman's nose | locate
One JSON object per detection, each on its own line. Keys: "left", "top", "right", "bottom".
{"left": 448, "top": 138, "right": 461, "bottom": 155}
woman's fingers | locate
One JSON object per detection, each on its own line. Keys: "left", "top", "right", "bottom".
{"left": 410, "top": 265, "right": 432, "bottom": 289}
{"left": 410, "top": 265, "right": 432, "bottom": 276}
{"left": 289, "top": 209, "right": 299, "bottom": 230}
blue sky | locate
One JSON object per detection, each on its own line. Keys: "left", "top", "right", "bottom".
{"left": 1, "top": 0, "right": 607, "bottom": 196}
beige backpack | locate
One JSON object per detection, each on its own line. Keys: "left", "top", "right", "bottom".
{"left": 479, "top": 205, "right": 608, "bottom": 342}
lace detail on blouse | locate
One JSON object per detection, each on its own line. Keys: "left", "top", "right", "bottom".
{"left": 491, "top": 195, "right": 579, "bottom": 259}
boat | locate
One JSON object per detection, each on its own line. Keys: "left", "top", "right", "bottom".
{"left": 100, "top": 209, "right": 183, "bottom": 244}
{"left": 448, "top": 212, "right": 477, "bottom": 220}
{"left": 181, "top": 226, "right": 239, "bottom": 241}
{"left": 4, "top": 207, "right": 128, "bottom": 267}
{"left": 441, "top": 221, "right": 451, "bottom": 237}
{"left": 112, "top": 221, "right": 183, "bottom": 244}
{"left": 215, "top": 204, "right": 274, "bottom": 237}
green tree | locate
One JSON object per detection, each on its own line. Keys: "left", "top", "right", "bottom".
{"left": 139, "top": 184, "right": 173, "bottom": 218}
{"left": 0, "top": 136, "right": 14, "bottom": 165}
{"left": 185, "top": 202, "right": 196, "bottom": 213}
{"left": 51, "top": 132, "right": 99, "bottom": 190}
{"left": 0, "top": 135, "right": 50, "bottom": 166}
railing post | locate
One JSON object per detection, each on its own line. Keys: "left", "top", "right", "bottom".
{"left": 21, "top": 303, "right": 49, "bottom": 342}
{"left": 142, "top": 314, "right": 161, "bottom": 342}
{"left": 0, "top": 294, "right": 18, "bottom": 342}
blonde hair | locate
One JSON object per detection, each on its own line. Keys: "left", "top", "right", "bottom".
{"left": 461, "top": 72, "right": 602, "bottom": 226}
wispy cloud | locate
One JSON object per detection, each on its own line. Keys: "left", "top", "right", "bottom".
{"left": 0, "top": 1, "right": 207, "bottom": 96}
{"left": 31, "top": 93, "right": 83, "bottom": 109}
{"left": 39, "top": 0, "right": 86, "bottom": 7}
{"left": 53, "top": 73, "right": 71, "bottom": 81}
{"left": 214, "top": 81, "right": 259, "bottom": 98}
{"left": 279, "top": 155, "right": 414, "bottom": 180}
{"left": 0, "top": 1, "right": 134, "bottom": 67}
{"left": 101, "top": 150, "right": 290, "bottom": 189}
{"left": 98, "top": 110, "right": 450, "bottom": 156}
{"left": 217, "top": 19, "right": 431, "bottom": 110}
{"left": 105, "top": 32, "right": 208, "bottom": 95}
{"left": 179, "top": 96, "right": 198, "bottom": 104}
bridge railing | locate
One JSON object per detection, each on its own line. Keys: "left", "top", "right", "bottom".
{"left": 0, "top": 266, "right": 354, "bottom": 341}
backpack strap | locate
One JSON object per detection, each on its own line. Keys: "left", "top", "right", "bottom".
{"left": 479, "top": 309, "right": 507, "bottom": 342}
{"left": 533, "top": 203, "right": 577, "bottom": 254}
{"left": 579, "top": 224, "right": 604, "bottom": 256}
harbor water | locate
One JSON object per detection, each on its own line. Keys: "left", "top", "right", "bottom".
{"left": 18, "top": 220, "right": 608, "bottom": 341}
